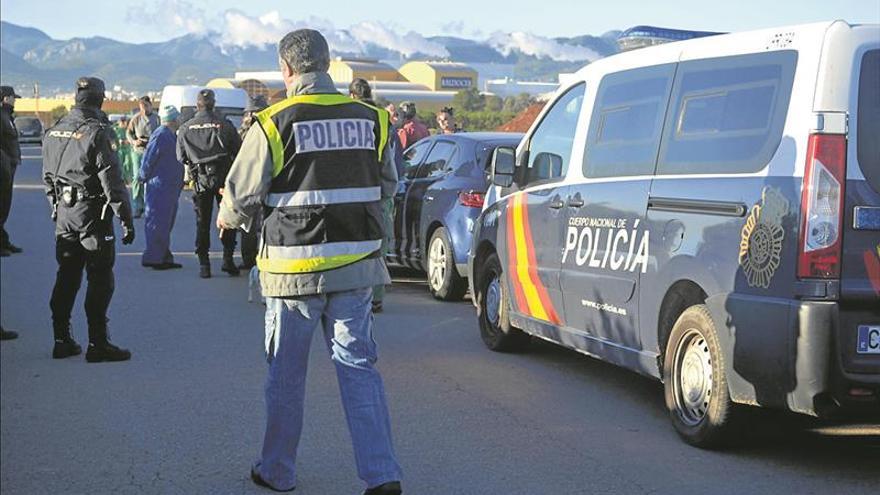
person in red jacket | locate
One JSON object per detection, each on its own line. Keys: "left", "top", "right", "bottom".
{"left": 396, "top": 101, "right": 429, "bottom": 150}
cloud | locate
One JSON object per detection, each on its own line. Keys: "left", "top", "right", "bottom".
{"left": 441, "top": 21, "right": 466, "bottom": 35}
{"left": 128, "top": 3, "right": 594, "bottom": 63}
{"left": 130, "top": 3, "right": 448, "bottom": 58}
{"left": 489, "top": 31, "right": 600, "bottom": 62}
{"left": 348, "top": 21, "right": 448, "bottom": 58}
{"left": 220, "top": 10, "right": 297, "bottom": 48}
{"left": 126, "top": 0, "right": 207, "bottom": 37}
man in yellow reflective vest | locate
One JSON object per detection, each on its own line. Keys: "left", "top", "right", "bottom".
{"left": 217, "top": 29, "right": 402, "bottom": 495}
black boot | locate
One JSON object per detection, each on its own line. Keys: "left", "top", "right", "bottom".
{"left": 363, "top": 481, "right": 402, "bottom": 495}
{"left": 198, "top": 254, "right": 211, "bottom": 278}
{"left": 85, "top": 322, "right": 131, "bottom": 363}
{"left": 53, "top": 338, "right": 82, "bottom": 358}
{"left": 1, "top": 326, "right": 18, "bottom": 340}
{"left": 86, "top": 341, "right": 132, "bottom": 362}
{"left": 52, "top": 323, "right": 81, "bottom": 359}
{"left": 221, "top": 253, "right": 240, "bottom": 276}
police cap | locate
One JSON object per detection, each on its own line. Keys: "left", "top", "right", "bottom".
{"left": 197, "top": 89, "right": 215, "bottom": 106}
{"left": 76, "top": 77, "right": 106, "bottom": 97}
{"left": 245, "top": 95, "right": 268, "bottom": 113}
{"left": 0, "top": 86, "right": 22, "bottom": 99}
{"left": 399, "top": 101, "right": 417, "bottom": 120}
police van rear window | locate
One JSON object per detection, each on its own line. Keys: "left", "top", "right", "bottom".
{"left": 657, "top": 51, "right": 797, "bottom": 175}
{"left": 857, "top": 49, "right": 880, "bottom": 193}
{"left": 583, "top": 63, "right": 675, "bottom": 178}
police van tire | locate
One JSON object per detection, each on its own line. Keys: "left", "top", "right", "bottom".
{"left": 427, "top": 228, "right": 468, "bottom": 301}
{"left": 477, "top": 253, "right": 530, "bottom": 352}
{"left": 663, "top": 304, "right": 735, "bottom": 448}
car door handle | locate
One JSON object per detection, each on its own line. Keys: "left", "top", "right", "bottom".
{"left": 424, "top": 195, "right": 434, "bottom": 202}
{"left": 567, "top": 197, "right": 584, "bottom": 208}
{"left": 548, "top": 199, "right": 565, "bottom": 209}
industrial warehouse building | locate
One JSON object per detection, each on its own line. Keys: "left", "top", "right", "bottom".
{"left": 397, "top": 61, "right": 477, "bottom": 91}
{"left": 207, "top": 58, "right": 484, "bottom": 111}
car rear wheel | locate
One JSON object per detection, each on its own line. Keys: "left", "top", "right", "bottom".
{"left": 663, "top": 304, "right": 735, "bottom": 448}
{"left": 427, "top": 227, "right": 468, "bottom": 301}
{"left": 477, "top": 253, "right": 530, "bottom": 352}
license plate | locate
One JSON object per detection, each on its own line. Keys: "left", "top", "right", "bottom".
{"left": 856, "top": 325, "right": 880, "bottom": 354}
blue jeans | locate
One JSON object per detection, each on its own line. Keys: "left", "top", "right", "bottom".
{"left": 257, "top": 288, "right": 402, "bottom": 491}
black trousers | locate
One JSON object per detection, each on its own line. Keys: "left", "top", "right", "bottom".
{"left": 50, "top": 235, "right": 115, "bottom": 343}
{"left": 193, "top": 190, "right": 236, "bottom": 261}
{"left": 0, "top": 161, "right": 16, "bottom": 247}
{"left": 240, "top": 229, "right": 258, "bottom": 268}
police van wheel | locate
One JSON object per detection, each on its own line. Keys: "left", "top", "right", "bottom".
{"left": 427, "top": 228, "right": 468, "bottom": 301}
{"left": 477, "top": 253, "right": 529, "bottom": 352}
{"left": 663, "top": 304, "right": 735, "bottom": 448}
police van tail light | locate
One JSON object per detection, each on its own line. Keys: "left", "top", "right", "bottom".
{"left": 459, "top": 191, "right": 486, "bottom": 208}
{"left": 798, "top": 133, "right": 846, "bottom": 279}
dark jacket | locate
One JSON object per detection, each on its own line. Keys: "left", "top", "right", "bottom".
{"left": 42, "top": 106, "right": 133, "bottom": 245}
{"left": 0, "top": 103, "right": 21, "bottom": 168}
{"left": 176, "top": 109, "right": 242, "bottom": 192}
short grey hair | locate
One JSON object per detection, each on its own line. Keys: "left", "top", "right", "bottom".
{"left": 278, "top": 29, "right": 330, "bottom": 75}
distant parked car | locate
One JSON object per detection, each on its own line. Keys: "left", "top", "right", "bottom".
{"left": 15, "top": 116, "right": 43, "bottom": 144}
{"left": 388, "top": 132, "right": 524, "bottom": 300}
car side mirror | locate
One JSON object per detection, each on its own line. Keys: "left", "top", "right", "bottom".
{"left": 531, "top": 152, "right": 563, "bottom": 181}
{"left": 490, "top": 146, "right": 516, "bottom": 188}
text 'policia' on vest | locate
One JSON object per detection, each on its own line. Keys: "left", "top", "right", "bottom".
{"left": 255, "top": 93, "right": 390, "bottom": 274}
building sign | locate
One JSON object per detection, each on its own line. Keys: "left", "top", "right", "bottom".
{"left": 441, "top": 77, "right": 473, "bottom": 89}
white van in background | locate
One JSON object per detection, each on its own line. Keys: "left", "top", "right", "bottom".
{"left": 159, "top": 85, "right": 248, "bottom": 129}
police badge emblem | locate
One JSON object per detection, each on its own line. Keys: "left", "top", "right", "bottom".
{"left": 739, "top": 187, "right": 789, "bottom": 288}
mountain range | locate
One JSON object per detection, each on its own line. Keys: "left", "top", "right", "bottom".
{"left": 0, "top": 21, "right": 620, "bottom": 96}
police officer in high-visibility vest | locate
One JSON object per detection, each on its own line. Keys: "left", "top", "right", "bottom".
{"left": 217, "top": 29, "right": 402, "bottom": 495}
{"left": 177, "top": 89, "right": 242, "bottom": 278}
{"left": 42, "top": 77, "right": 134, "bottom": 362}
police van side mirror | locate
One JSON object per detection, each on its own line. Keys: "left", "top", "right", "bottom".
{"left": 491, "top": 147, "right": 516, "bottom": 188}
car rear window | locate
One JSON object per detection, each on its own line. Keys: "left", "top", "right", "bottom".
{"left": 657, "top": 50, "right": 797, "bottom": 175}
{"left": 15, "top": 117, "right": 42, "bottom": 132}
{"left": 857, "top": 49, "right": 880, "bottom": 192}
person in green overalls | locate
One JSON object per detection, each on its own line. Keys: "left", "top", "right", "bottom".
{"left": 113, "top": 115, "right": 133, "bottom": 186}
{"left": 126, "top": 96, "right": 159, "bottom": 218}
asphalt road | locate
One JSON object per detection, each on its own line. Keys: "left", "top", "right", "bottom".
{"left": 2, "top": 145, "right": 878, "bottom": 495}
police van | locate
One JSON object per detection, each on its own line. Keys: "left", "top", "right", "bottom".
{"left": 159, "top": 85, "right": 248, "bottom": 128}
{"left": 468, "top": 21, "right": 879, "bottom": 447}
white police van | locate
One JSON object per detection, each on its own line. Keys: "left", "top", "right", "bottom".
{"left": 469, "top": 21, "right": 879, "bottom": 447}
{"left": 159, "top": 85, "right": 248, "bottom": 128}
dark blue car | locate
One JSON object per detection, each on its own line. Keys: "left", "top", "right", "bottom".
{"left": 388, "top": 132, "right": 524, "bottom": 300}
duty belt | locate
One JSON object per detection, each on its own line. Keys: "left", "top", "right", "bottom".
{"left": 58, "top": 184, "right": 106, "bottom": 203}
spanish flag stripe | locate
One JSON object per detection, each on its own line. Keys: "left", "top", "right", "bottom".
{"left": 511, "top": 194, "right": 550, "bottom": 321}
{"left": 519, "top": 195, "right": 562, "bottom": 325}
{"left": 506, "top": 196, "right": 529, "bottom": 314}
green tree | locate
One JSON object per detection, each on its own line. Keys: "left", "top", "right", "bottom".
{"left": 452, "top": 88, "right": 484, "bottom": 112}
{"left": 457, "top": 110, "right": 518, "bottom": 132}
{"left": 484, "top": 95, "right": 503, "bottom": 113}
{"left": 49, "top": 105, "right": 69, "bottom": 123}
{"left": 514, "top": 93, "right": 534, "bottom": 112}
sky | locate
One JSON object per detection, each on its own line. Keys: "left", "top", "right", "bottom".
{"left": 1, "top": 0, "right": 878, "bottom": 45}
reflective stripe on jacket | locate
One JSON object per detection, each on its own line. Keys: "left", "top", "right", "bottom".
{"left": 255, "top": 93, "right": 390, "bottom": 274}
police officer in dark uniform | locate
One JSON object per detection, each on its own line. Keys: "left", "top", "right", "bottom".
{"left": 0, "top": 85, "right": 22, "bottom": 340}
{"left": 1, "top": 85, "right": 23, "bottom": 257}
{"left": 176, "top": 89, "right": 242, "bottom": 278}
{"left": 42, "top": 77, "right": 134, "bottom": 362}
